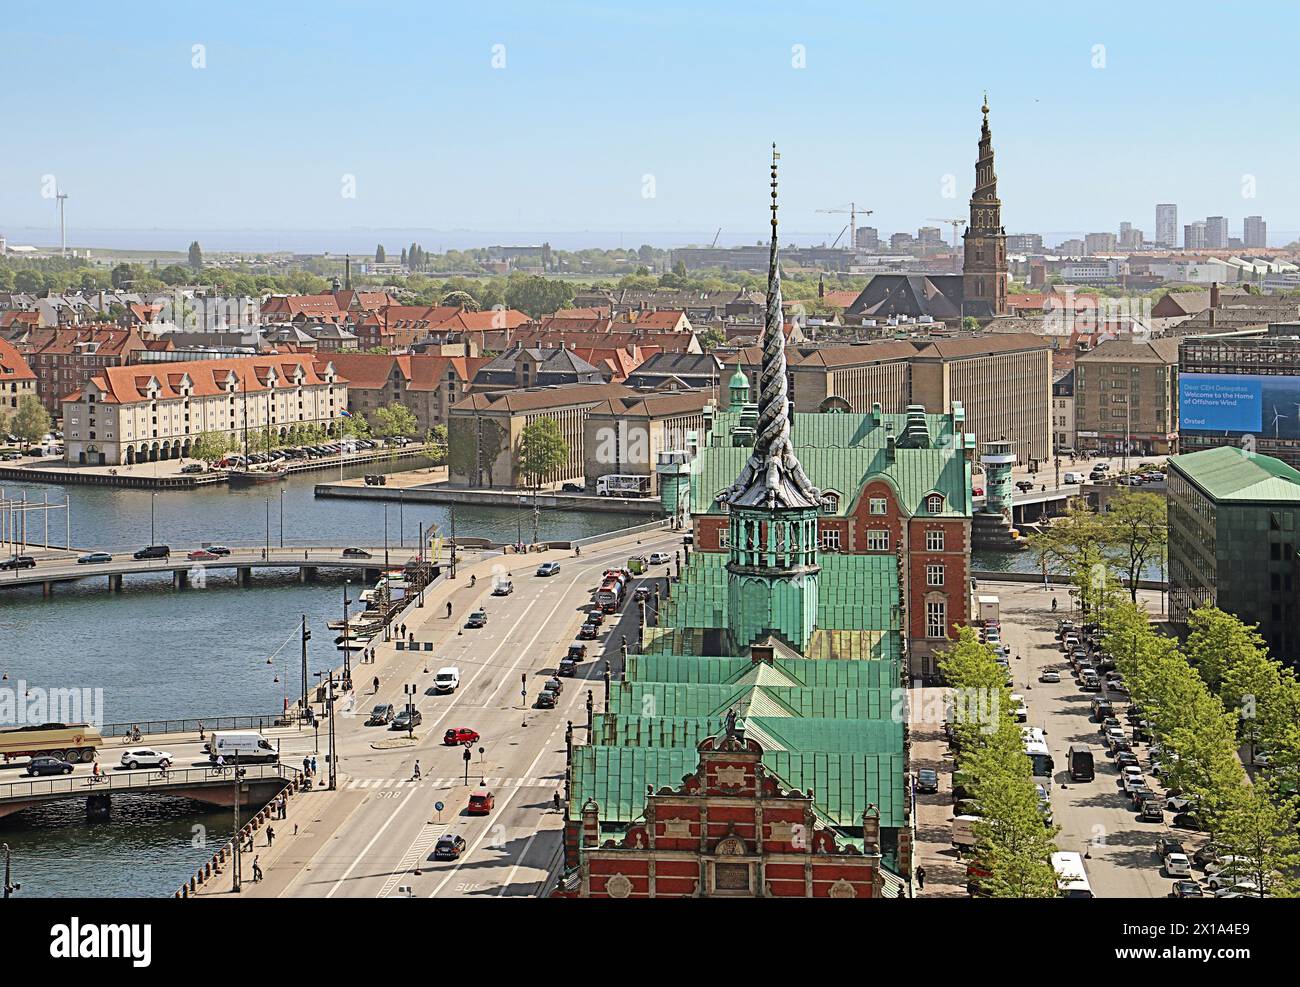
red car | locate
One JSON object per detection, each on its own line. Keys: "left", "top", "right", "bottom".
{"left": 187, "top": 549, "right": 218, "bottom": 561}
{"left": 444, "top": 727, "right": 480, "bottom": 746}
{"left": 467, "top": 787, "right": 495, "bottom": 815}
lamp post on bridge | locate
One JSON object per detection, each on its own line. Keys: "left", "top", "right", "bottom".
{"left": 231, "top": 755, "right": 247, "bottom": 893}
{"left": 2, "top": 843, "right": 18, "bottom": 898}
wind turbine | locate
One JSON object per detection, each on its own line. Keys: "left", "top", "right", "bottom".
{"left": 55, "top": 187, "right": 68, "bottom": 257}
{"left": 1270, "top": 405, "right": 1287, "bottom": 439}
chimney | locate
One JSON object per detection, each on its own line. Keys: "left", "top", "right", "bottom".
{"left": 1210, "top": 281, "right": 1220, "bottom": 309}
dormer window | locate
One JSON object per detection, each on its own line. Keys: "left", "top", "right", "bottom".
{"left": 926, "top": 494, "right": 944, "bottom": 515}
{"left": 819, "top": 491, "right": 840, "bottom": 515}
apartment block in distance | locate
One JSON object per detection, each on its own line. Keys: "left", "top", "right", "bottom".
{"left": 1167, "top": 446, "right": 1300, "bottom": 663}
{"left": 62, "top": 355, "right": 347, "bottom": 466}
{"left": 1074, "top": 338, "right": 1180, "bottom": 456}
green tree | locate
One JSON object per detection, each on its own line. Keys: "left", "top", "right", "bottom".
{"left": 189, "top": 431, "right": 228, "bottom": 464}
{"left": 11, "top": 395, "right": 51, "bottom": 451}
{"left": 1102, "top": 491, "right": 1167, "bottom": 601}
{"left": 441, "top": 290, "right": 479, "bottom": 311}
{"left": 187, "top": 241, "right": 203, "bottom": 269}
{"left": 369, "top": 402, "right": 418, "bottom": 441}
{"left": 341, "top": 412, "right": 371, "bottom": 439}
{"left": 517, "top": 417, "right": 569, "bottom": 488}
{"left": 1216, "top": 780, "right": 1300, "bottom": 896}
{"left": 504, "top": 275, "right": 575, "bottom": 318}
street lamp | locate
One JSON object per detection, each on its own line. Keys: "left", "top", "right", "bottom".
{"left": 150, "top": 492, "right": 157, "bottom": 545}
{"left": 2, "top": 843, "right": 19, "bottom": 898}
{"left": 404, "top": 683, "right": 417, "bottom": 739}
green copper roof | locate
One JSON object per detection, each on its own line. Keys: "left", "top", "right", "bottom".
{"left": 1169, "top": 446, "right": 1300, "bottom": 503}
{"left": 591, "top": 713, "right": 903, "bottom": 758}
{"left": 659, "top": 550, "right": 901, "bottom": 644}
{"left": 607, "top": 682, "right": 894, "bottom": 720}
{"left": 729, "top": 365, "right": 750, "bottom": 389}
{"left": 691, "top": 407, "right": 972, "bottom": 517}
{"left": 623, "top": 654, "right": 899, "bottom": 688}
{"left": 570, "top": 744, "right": 906, "bottom": 829}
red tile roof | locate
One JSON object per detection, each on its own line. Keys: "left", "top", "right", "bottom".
{"left": 86, "top": 354, "right": 341, "bottom": 404}
{"left": 0, "top": 338, "right": 36, "bottom": 382}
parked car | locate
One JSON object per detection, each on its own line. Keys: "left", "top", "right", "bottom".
{"left": 558, "top": 657, "right": 578, "bottom": 677}
{"left": 444, "top": 728, "right": 479, "bottom": 746}
{"left": 1, "top": 555, "right": 37, "bottom": 570}
{"left": 1113, "top": 751, "right": 1140, "bottom": 771}
{"left": 916, "top": 768, "right": 939, "bottom": 794}
{"left": 536, "top": 689, "right": 558, "bottom": 709}
{"left": 26, "top": 756, "right": 75, "bottom": 776}
{"left": 121, "top": 748, "right": 173, "bottom": 769}
{"left": 633, "top": 586, "right": 652, "bottom": 603}
{"left": 77, "top": 552, "right": 113, "bottom": 564}
{"left": 577, "top": 622, "right": 599, "bottom": 640}
{"left": 1170, "top": 880, "right": 1204, "bottom": 898}
{"left": 367, "top": 703, "right": 395, "bottom": 726}
{"left": 567, "top": 644, "right": 588, "bottom": 661}
{"left": 585, "top": 609, "right": 605, "bottom": 626}
{"left": 1193, "top": 843, "right": 1223, "bottom": 868}
{"left": 433, "top": 834, "right": 467, "bottom": 860}
{"left": 180, "top": 463, "right": 206, "bottom": 474}
{"left": 536, "top": 562, "right": 561, "bottom": 577}
{"left": 466, "top": 610, "right": 488, "bottom": 629}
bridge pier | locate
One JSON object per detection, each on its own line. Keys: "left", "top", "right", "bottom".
{"left": 364, "top": 567, "right": 381, "bottom": 582}
{"left": 42, "top": 580, "right": 53, "bottom": 598}
{"left": 173, "top": 569, "right": 189, "bottom": 590}
{"left": 300, "top": 566, "right": 318, "bottom": 583}
{"left": 86, "top": 793, "right": 111, "bottom": 821}
{"left": 238, "top": 566, "right": 252, "bottom": 587}
{"left": 108, "top": 573, "right": 123, "bottom": 592}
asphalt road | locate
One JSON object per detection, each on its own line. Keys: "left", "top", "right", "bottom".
{"left": 270, "top": 531, "right": 681, "bottom": 899}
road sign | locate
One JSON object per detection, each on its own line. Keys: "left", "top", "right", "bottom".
{"left": 434, "top": 801, "right": 444, "bottom": 812}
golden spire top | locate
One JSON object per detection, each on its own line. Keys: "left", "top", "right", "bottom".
{"left": 982, "top": 92, "right": 989, "bottom": 115}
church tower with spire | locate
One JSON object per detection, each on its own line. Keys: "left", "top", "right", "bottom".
{"left": 720, "top": 146, "right": 822, "bottom": 652}
{"left": 961, "top": 95, "right": 1008, "bottom": 317}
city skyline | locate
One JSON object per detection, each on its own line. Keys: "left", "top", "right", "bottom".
{"left": 3, "top": 1, "right": 1299, "bottom": 246}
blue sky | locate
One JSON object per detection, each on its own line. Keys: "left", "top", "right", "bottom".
{"left": 2, "top": 1, "right": 1296, "bottom": 247}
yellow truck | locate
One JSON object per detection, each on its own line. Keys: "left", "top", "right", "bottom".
{"left": 0, "top": 722, "right": 103, "bottom": 763}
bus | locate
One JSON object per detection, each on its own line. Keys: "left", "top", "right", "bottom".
{"left": 1022, "top": 726, "right": 1054, "bottom": 785}
{"left": 1051, "top": 851, "right": 1095, "bottom": 898}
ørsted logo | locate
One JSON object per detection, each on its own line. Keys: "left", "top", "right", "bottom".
{"left": 49, "top": 919, "right": 152, "bottom": 968}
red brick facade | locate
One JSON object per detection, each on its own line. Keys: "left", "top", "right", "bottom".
{"left": 557, "top": 735, "right": 884, "bottom": 898}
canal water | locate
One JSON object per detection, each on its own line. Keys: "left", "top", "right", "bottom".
{"left": 0, "top": 460, "right": 644, "bottom": 897}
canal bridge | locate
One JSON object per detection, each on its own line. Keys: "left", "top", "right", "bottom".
{"left": 0, "top": 544, "right": 441, "bottom": 596}
{"left": 0, "top": 762, "right": 299, "bottom": 820}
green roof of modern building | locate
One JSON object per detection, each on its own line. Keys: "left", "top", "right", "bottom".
{"left": 1168, "top": 446, "right": 1300, "bottom": 503}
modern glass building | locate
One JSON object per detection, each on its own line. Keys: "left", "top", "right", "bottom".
{"left": 1167, "top": 446, "right": 1300, "bottom": 662}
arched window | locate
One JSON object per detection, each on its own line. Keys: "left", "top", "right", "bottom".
{"left": 820, "top": 490, "right": 840, "bottom": 515}
{"left": 926, "top": 494, "right": 944, "bottom": 515}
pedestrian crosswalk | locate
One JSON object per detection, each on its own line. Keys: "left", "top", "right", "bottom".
{"left": 377, "top": 825, "right": 447, "bottom": 898}
{"left": 345, "top": 776, "right": 560, "bottom": 791}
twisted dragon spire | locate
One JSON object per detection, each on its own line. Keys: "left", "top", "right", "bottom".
{"left": 722, "top": 145, "right": 820, "bottom": 511}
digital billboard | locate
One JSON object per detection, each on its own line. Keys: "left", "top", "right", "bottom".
{"left": 1179, "top": 372, "right": 1300, "bottom": 439}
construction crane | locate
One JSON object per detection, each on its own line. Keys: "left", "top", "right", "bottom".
{"left": 710, "top": 227, "right": 721, "bottom": 248}
{"left": 927, "top": 218, "right": 967, "bottom": 252}
{"left": 816, "top": 203, "right": 873, "bottom": 250}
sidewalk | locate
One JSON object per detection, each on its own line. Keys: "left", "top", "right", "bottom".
{"left": 909, "top": 688, "right": 968, "bottom": 898}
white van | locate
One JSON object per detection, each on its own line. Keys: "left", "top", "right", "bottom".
{"left": 434, "top": 667, "right": 461, "bottom": 693}
{"left": 206, "top": 731, "right": 277, "bottom": 763}
{"left": 1063, "top": 472, "right": 1085, "bottom": 484}
{"left": 952, "top": 814, "right": 980, "bottom": 849}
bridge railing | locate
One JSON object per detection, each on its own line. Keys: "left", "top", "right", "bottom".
{"left": 0, "top": 762, "right": 297, "bottom": 801}
{"left": 102, "top": 713, "right": 296, "bottom": 740}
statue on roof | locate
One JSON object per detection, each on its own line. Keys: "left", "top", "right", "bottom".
{"left": 719, "top": 145, "right": 820, "bottom": 512}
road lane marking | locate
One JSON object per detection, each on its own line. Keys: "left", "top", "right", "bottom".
{"left": 324, "top": 785, "right": 419, "bottom": 898}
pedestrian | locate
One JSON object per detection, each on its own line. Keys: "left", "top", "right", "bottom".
{"left": 198, "top": 721, "right": 205, "bottom": 742}
{"left": 252, "top": 856, "right": 263, "bottom": 882}
{"left": 302, "top": 755, "right": 310, "bottom": 776}
{"left": 447, "top": 601, "right": 453, "bottom": 618}
{"left": 1051, "top": 597, "right": 1058, "bottom": 612}
{"left": 310, "top": 754, "right": 317, "bottom": 776}
{"left": 916, "top": 865, "right": 926, "bottom": 891}
{"left": 267, "top": 826, "right": 275, "bottom": 846}
{"left": 413, "top": 761, "right": 422, "bottom": 781}
{"left": 553, "top": 791, "right": 561, "bottom": 812}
